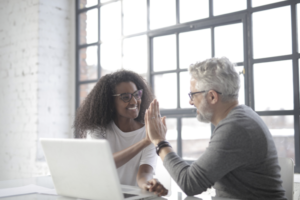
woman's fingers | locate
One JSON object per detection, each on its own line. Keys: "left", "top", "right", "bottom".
{"left": 153, "top": 99, "right": 157, "bottom": 117}
{"left": 147, "top": 178, "right": 168, "bottom": 196}
{"left": 154, "top": 185, "right": 162, "bottom": 195}
{"left": 145, "top": 109, "right": 149, "bottom": 128}
{"left": 148, "top": 178, "right": 158, "bottom": 192}
{"left": 156, "top": 100, "right": 159, "bottom": 117}
{"left": 160, "top": 188, "right": 168, "bottom": 196}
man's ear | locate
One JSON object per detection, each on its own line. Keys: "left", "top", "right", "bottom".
{"left": 207, "top": 90, "right": 219, "bottom": 105}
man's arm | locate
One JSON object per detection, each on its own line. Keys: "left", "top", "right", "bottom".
{"left": 158, "top": 146, "right": 173, "bottom": 161}
{"left": 145, "top": 99, "right": 251, "bottom": 196}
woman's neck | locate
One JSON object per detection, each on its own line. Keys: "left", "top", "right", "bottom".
{"left": 113, "top": 117, "right": 143, "bottom": 132}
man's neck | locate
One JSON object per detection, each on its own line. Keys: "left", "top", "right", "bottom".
{"left": 211, "top": 100, "right": 239, "bottom": 126}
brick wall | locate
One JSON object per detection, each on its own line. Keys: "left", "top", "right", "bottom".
{"left": 0, "top": 0, "right": 75, "bottom": 180}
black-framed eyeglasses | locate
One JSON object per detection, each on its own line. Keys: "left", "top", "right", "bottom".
{"left": 188, "top": 90, "right": 222, "bottom": 101}
{"left": 113, "top": 89, "right": 143, "bottom": 103}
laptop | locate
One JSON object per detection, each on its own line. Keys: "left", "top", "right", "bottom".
{"left": 40, "top": 138, "right": 159, "bottom": 200}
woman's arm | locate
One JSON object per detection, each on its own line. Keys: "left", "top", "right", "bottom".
{"left": 113, "top": 138, "right": 151, "bottom": 168}
{"left": 137, "top": 164, "right": 168, "bottom": 196}
{"left": 136, "top": 164, "right": 153, "bottom": 188}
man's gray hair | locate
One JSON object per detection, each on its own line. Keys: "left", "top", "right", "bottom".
{"left": 189, "top": 57, "right": 240, "bottom": 102}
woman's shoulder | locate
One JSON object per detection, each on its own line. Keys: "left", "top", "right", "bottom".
{"left": 88, "top": 122, "right": 114, "bottom": 139}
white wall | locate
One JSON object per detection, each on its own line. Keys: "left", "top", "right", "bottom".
{"left": 0, "top": 0, "right": 75, "bottom": 180}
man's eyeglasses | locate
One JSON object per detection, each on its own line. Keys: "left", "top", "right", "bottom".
{"left": 113, "top": 89, "right": 143, "bottom": 103}
{"left": 188, "top": 90, "right": 222, "bottom": 101}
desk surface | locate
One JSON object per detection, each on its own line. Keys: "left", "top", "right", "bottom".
{"left": 0, "top": 176, "right": 239, "bottom": 200}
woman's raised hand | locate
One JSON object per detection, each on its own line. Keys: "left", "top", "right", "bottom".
{"left": 145, "top": 99, "right": 167, "bottom": 146}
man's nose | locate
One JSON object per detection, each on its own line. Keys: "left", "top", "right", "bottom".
{"left": 189, "top": 99, "right": 193, "bottom": 105}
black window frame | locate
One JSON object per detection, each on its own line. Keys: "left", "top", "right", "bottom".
{"left": 76, "top": 0, "right": 300, "bottom": 172}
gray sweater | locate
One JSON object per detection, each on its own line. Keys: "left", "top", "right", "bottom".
{"left": 164, "top": 105, "right": 286, "bottom": 199}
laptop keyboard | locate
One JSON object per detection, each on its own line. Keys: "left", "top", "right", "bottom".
{"left": 123, "top": 193, "right": 138, "bottom": 198}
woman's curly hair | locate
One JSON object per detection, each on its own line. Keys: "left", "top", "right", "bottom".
{"left": 73, "top": 70, "right": 154, "bottom": 138}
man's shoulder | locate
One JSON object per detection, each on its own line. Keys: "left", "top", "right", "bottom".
{"left": 218, "top": 105, "right": 259, "bottom": 129}
{"left": 213, "top": 104, "right": 270, "bottom": 154}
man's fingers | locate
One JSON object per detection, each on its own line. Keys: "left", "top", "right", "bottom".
{"left": 161, "top": 116, "right": 166, "bottom": 126}
{"left": 150, "top": 101, "right": 155, "bottom": 116}
{"left": 148, "top": 102, "right": 152, "bottom": 115}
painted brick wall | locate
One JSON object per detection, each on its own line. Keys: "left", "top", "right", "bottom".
{"left": 0, "top": 0, "right": 75, "bottom": 180}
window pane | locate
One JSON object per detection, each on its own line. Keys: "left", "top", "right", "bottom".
{"left": 179, "top": 29, "right": 211, "bottom": 69}
{"left": 100, "top": 0, "right": 113, "bottom": 3}
{"left": 215, "top": 23, "right": 243, "bottom": 63}
{"left": 123, "top": 35, "right": 147, "bottom": 76}
{"left": 100, "top": 2, "right": 121, "bottom": 42}
{"left": 165, "top": 118, "right": 178, "bottom": 154}
{"left": 180, "top": 72, "right": 192, "bottom": 108}
{"left": 80, "top": 83, "right": 96, "bottom": 105}
{"left": 180, "top": 0, "right": 209, "bottom": 23}
{"left": 299, "top": 59, "right": 300, "bottom": 103}
{"left": 297, "top": 4, "right": 300, "bottom": 53}
{"left": 213, "top": 0, "right": 246, "bottom": 16}
{"left": 123, "top": 0, "right": 147, "bottom": 35}
{"left": 100, "top": 41, "right": 122, "bottom": 76}
{"left": 260, "top": 116, "right": 294, "bottom": 161}
{"left": 154, "top": 73, "right": 177, "bottom": 109}
{"left": 153, "top": 35, "right": 176, "bottom": 72}
{"left": 182, "top": 118, "right": 211, "bottom": 160}
{"left": 80, "top": 46, "right": 98, "bottom": 81}
{"left": 80, "top": 9, "right": 98, "bottom": 45}
{"left": 79, "top": 0, "right": 98, "bottom": 9}
{"left": 252, "top": 6, "right": 291, "bottom": 59}
{"left": 252, "top": 0, "right": 286, "bottom": 7}
{"left": 150, "top": 0, "right": 176, "bottom": 30}
{"left": 235, "top": 66, "right": 245, "bottom": 105}
{"left": 254, "top": 60, "right": 293, "bottom": 111}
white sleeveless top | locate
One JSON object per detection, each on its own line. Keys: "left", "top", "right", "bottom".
{"left": 87, "top": 121, "right": 157, "bottom": 186}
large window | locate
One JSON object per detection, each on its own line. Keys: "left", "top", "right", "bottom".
{"left": 76, "top": 0, "right": 300, "bottom": 172}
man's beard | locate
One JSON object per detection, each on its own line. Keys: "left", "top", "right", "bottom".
{"left": 196, "top": 98, "right": 213, "bottom": 123}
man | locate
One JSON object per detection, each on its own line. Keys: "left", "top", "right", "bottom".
{"left": 145, "top": 57, "right": 286, "bottom": 199}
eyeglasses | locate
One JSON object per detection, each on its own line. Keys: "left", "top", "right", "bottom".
{"left": 113, "top": 89, "right": 143, "bottom": 103}
{"left": 188, "top": 90, "right": 222, "bottom": 101}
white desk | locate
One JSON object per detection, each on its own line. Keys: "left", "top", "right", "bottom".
{"left": 0, "top": 176, "right": 239, "bottom": 200}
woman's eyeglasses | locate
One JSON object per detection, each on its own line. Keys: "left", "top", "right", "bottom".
{"left": 113, "top": 89, "right": 143, "bottom": 103}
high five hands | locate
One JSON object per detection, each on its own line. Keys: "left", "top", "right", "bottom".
{"left": 144, "top": 99, "right": 169, "bottom": 196}
{"left": 145, "top": 99, "right": 167, "bottom": 146}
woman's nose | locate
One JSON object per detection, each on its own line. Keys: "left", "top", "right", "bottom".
{"left": 129, "top": 95, "right": 138, "bottom": 104}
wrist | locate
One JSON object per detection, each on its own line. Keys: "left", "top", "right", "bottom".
{"left": 153, "top": 139, "right": 165, "bottom": 146}
{"left": 155, "top": 140, "right": 172, "bottom": 156}
{"left": 143, "top": 138, "right": 151, "bottom": 146}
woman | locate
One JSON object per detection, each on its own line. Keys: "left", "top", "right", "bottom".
{"left": 74, "top": 70, "right": 168, "bottom": 196}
